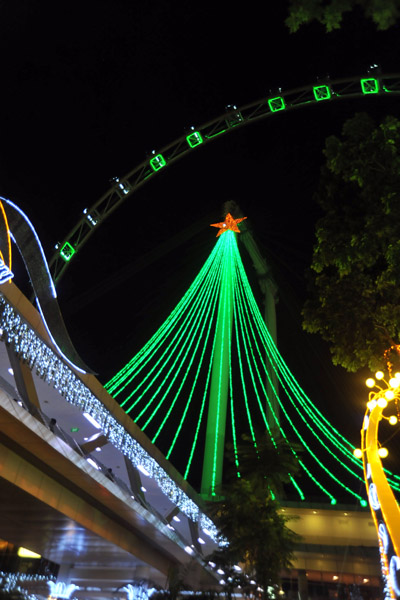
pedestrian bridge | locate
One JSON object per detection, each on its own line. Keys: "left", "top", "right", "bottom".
{"left": 0, "top": 281, "right": 220, "bottom": 598}
{"left": 0, "top": 281, "right": 380, "bottom": 599}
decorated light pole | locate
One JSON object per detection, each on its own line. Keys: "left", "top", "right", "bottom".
{"left": 354, "top": 369, "right": 400, "bottom": 598}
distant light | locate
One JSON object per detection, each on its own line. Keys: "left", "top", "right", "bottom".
{"left": 87, "top": 458, "right": 100, "bottom": 470}
{"left": 137, "top": 464, "right": 150, "bottom": 477}
{"left": 83, "top": 412, "right": 102, "bottom": 429}
{"left": 141, "top": 486, "right": 147, "bottom": 493}
{"left": 18, "top": 547, "right": 41, "bottom": 559}
{"left": 208, "top": 562, "right": 216, "bottom": 568}
{"left": 366, "top": 378, "right": 375, "bottom": 388}
{"left": 233, "top": 565, "right": 241, "bottom": 572}
{"left": 217, "top": 569, "right": 224, "bottom": 575}
{"left": 378, "top": 447, "right": 389, "bottom": 458}
{"left": 389, "top": 415, "right": 398, "bottom": 425}
{"left": 84, "top": 431, "right": 102, "bottom": 443}
{"left": 186, "top": 131, "right": 203, "bottom": 148}
{"left": 197, "top": 537, "right": 205, "bottom": 545}
{"left": 360, "top": 499, "right": 368, "bottom": 507}
{"left": 70, "top": 427, "right": 79, "bottom": 433}
{"left": 59, "top": 241, "right": 76, "bottom": 262}
{"left": 150, "top": 153, "right": 166, "bottom": 172}
{"left": 48, "top": 582, "right": 79, "bottom": 600}
{"left": 7, "top": 368, "right": 13, "bottom": 376}
{"left": 172, "top": 515, "right": 181, "bottom": 522}
{"left": 219, "top": 580, "right": 225, "bottom": 585}
{"left": 113, "top": 178, "right": 130, "bottom": 195}
{"left": 184, "top": 546, "right": 194, "bottom": 555}
{"left": 361, "top": 77, "right": 379, "bottom": 94}
{"left": 375, "top": 371, "right": 384, "bottom": 380}
{"left": 353, "top": 448, "right": 363, "bottom": 459}
{"left": 268, "top": 96, "right": 285, "bottom": 112}
{"left": 95, "top": 447, "right": 101, "bottom": 452}
{"left": 313, "top": 85, "right": 331, "bottom": 101}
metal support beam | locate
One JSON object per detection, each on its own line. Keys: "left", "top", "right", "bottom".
{"left": 124, "top": 456, "right": 148, "bottom": 508}
{"left": 201, "top": 233, "right": 234, "bottom": 499}
{"left": 225, "top": 200, "right": 280, "bottom": 435}
{"left": 80, "top": 433, "right": 109, "bottom": 454}
{"left": 6, "top": 343, "right": 41, "bottom": 411}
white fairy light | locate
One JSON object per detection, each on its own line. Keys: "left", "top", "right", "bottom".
{"left": 0, "top": 294, "right": 223, "bottom": 546}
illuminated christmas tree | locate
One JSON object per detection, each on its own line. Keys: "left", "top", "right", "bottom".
{"left": 106, "top": 214, "right": 400, "bottom": 503}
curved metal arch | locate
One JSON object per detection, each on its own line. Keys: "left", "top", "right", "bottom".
{"left": 49, "top": 72, "right": 400, "bottom": 283}
{"left": 2, "top": 197, "right": 94, "bottom": 374}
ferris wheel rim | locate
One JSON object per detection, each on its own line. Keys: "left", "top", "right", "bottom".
{"left": 49, "top": 71, "right": 400, "bottom": 283}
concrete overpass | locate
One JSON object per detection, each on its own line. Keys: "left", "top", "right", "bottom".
{"left": 0, "top": 281, "right": 221, "bottom": 599}
{"left": 0, "top": 281, "right": 381, "bottom": 599}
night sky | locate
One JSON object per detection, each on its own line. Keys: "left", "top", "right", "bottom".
{"left": 2, "top": 2, "right": 400, "bottom": 484}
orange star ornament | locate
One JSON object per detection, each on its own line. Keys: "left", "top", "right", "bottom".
{"left": 210, "top": 213, "right": 247, "bottom": 237}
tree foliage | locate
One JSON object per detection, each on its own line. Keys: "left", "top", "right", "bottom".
{"left": 208, "top": 479, "right": 298, "bottom": 597}
{"left": 286, "top": 0, "right": 400, "bottom": 32}
{"left": 303, "top": 112, "right": 400, "bottom": 372}
{"left": 226, "top": 433, "right": 301, "bottom": 499}
{"left": 207, "top": 433, "right": 300, "bottom": 598}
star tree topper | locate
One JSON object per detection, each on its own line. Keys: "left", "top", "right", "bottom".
{"left": 210, "top": 213, "right": 247, "bottom": 237}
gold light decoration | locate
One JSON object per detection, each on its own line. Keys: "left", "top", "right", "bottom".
{"left": 0, "top": 199, "right": 13, "bottom": 284}
{"left": 357, "top": 369, "right": 400, "bottom": 598}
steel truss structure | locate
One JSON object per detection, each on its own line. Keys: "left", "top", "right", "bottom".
{"left": 49, "top": 72, "right": 400, "bottom": 282}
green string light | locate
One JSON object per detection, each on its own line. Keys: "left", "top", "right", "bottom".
{"left": 233, "top": 248, "right": 355, "bottom": 502}
{"left": 237, "top": 264, "right": 400, "bottom": 492}
{"left": 160, "top": 267, "right": 221, "bottom": 450}
{"left": 234, "top": 257, "right": 365, "bottom": 500}
{"left": 106, "top": 225, "right": 399, "bottom": 503}
{"left": 120, "top": 248, "right": 224, "bottom": 411}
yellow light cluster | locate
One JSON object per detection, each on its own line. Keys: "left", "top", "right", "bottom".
{"left": 365, "top": 371, "right": 400, "bottom": 390}
{"left": 353, "top": 371, "right": 400, "bottom": 459}
{"left": 352, "top": 446, "right": 390, "bottom": 458}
